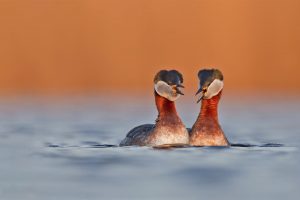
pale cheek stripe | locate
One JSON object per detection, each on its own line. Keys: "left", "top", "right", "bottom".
{"left": 205, "top": 79, "right": 223, "bottom": 99}
{"left": 154, "top": 81, "right": 180, "bottom": 101}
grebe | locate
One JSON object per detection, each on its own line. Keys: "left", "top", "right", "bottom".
{"left": 189, "top": 69, "right": 230, "bottom": 146}
{"left": 120, "top": 70, "right": 189, "bottom": 147}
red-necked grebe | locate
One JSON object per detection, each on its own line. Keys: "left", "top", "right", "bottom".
{"left": 120, "top": 70, "right": 189, "bottom": 147}
{"left": 189, "top": 69, "right": 230, "bottom": 146}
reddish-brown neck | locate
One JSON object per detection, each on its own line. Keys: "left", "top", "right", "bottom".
{"left": 154, "top": 91, "right": 178, "bottom": 118}
{"left": 197, "top": 91, "right": 222, "bottom": 122}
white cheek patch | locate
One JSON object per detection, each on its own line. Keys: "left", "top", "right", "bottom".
{"left": 154, "top": 81, "right": 180, "bottom": 101}
{"left": 205, "top": 79, "right": 223, "bottom": 99}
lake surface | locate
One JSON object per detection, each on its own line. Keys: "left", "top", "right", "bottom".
{"left": 0, "top": 95, "right": 299, "bottom": 200}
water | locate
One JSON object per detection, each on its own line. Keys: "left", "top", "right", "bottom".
{"left": 0, "top": 95, "right": 299, "bottom": 200}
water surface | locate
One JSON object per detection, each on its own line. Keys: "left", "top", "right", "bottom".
{"left": 0, "top": 95, "right": 299, "bottom": 200}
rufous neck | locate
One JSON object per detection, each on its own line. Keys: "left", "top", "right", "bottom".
{"left": 198, "top": 91, "right": 222, "bottom": 121}
{"left": 154, "top": 90, "right": 178, "bottom": 117}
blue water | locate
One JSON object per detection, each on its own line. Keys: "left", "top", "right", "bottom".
{"left": 0, "top": 95, "right": 299, "bottom": 200}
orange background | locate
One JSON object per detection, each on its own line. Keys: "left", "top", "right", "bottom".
{"left": 0, "top": 0, "right": 299, "bottom": 95}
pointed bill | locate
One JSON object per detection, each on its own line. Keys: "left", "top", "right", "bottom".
{"left": 175, "top": 87, "right": 184, "bottom": 95}
{"left": 196, "top": 91, "right": 204, "bottom": 103}
{"left": 195, "top": 88, "right": 202, "bottom": 96}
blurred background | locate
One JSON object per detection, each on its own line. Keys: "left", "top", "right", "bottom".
{"left": 1, "top": 2, "right": 300, "bottom": 200}
{"left": 0, "top": 0, "right": 299, "bottom": 96}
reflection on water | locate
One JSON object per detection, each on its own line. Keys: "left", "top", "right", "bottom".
{"left": 0, "top": 96, "right": 299, "bottom": 200}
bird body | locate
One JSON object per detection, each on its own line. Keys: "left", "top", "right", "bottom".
{"left": 189, "top": 69, "right": 229, "bottom": 146}
{"left": 189, "top": 91, "right": 229, "bottom": 146}
{"left": 120, "top": 70, "right": 189, "bottom": 147}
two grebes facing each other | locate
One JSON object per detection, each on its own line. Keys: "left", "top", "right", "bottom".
{"left": 120, "top": 69, "right": 229, "bottom": 147}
